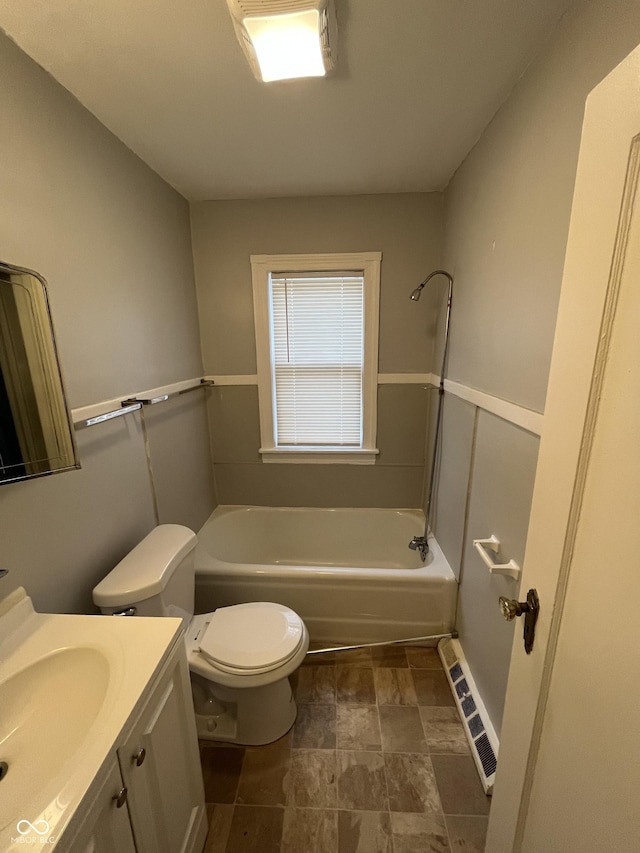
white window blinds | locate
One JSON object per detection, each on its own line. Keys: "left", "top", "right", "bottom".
{"left": 270, "top": 272, "right": 365, "bottom": 446}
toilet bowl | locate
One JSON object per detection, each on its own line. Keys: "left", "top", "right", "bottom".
{"left": 92, "top": 524, "right": 309, "bottom": 745}
{"left": 187, "top": 604, "right": 308, "bottom": 743}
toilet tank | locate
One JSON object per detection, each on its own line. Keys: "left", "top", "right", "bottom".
{"left": 93, "top": 524, "right": 197, "bottom": 623}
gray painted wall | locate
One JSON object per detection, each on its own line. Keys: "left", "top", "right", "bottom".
{"left": 191, "top": 194, "right": 442, "bottom": 507}
{"left": 0, "top": 33, "right": 215, "bottom": 614}
{"left": 435, "top": 0, "right": 640, "bottom": 735}
{"left": 455, "top": 413, "right": 539, "bottom": 735}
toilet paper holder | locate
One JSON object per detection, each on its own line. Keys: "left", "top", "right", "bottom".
{"left": 473, "top": 535, "right": 521, "bottom": 580}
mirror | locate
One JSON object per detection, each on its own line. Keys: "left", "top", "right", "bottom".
{"left": 0, "top": 261, "right": 79, "bottom": 485}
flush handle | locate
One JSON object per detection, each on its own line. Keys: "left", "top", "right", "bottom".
{"left": 113, "top": 787, "right": 128, "bottom": 808}
{"left": 133, "top": 747, "right": 146, "bottom": 767}
{"left": 112, "top": 607, "right": 137, "bottom": 617}
{"left": 499, "top": 589, "right": 540, "bottom": 654}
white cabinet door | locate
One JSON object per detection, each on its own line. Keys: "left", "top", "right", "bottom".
{"left": 70, "top": 761, "right": 136, "bottom": 853}
{"left": 117, "top": 650, "right": 206, "bottom": 853}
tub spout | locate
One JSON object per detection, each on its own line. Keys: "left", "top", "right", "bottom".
{"left": 408, "top": 536, "right": 428, "bottom": 561}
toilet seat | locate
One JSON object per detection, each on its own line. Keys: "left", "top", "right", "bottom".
{"left": 198, "top": 602, "right": 306, "bottom": 675}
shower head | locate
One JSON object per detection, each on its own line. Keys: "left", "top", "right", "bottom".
{"left": 409, "top": 269, "right": 454, "bottom": 302}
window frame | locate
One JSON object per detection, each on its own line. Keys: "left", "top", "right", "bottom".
{"left": 251, "top": 252, "right": 381, "bottom": 464}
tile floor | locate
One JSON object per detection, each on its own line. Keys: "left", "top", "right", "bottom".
{"left": 199, "top": 645, "right": 490, "bottom": 853}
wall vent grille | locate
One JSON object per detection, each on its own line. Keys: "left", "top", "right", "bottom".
{"left": 438, "top": 638, "right": 500, "bottom": 794}
{"left": 475, "top": 732, "right": 498, "bottom": 777}
{"left": 461, "top": 694, "right": 477, "bottom": 717}
{"left": 468, "top": 713, "right": 485, "bottom": 738}
{"left": 455, "top": 678, "right": 470, "bottom": 699}
{"left": 449, "top": 662, "right": 463, "bottom": 682}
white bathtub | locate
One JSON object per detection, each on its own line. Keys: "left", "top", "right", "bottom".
{"left": 194, "top": 506, "right": 457, "bottom": 644}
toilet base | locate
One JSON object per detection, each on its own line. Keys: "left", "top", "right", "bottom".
{"left": 191, "top": 672, "right": 298, "bottom": 745}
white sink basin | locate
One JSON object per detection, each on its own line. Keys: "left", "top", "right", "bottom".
{"left": 0, "top": 587, "right": 182, "bottom": 850}
{"left": 0, "top": 647, "right": 110, "bottom": 830}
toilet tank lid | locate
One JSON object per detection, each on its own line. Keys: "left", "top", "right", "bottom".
{"left": 93, "top": 524, "right": 197, "bottom": 607}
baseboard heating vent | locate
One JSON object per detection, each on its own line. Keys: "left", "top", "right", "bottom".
{"left": 437, "top": 637, "right": 499, "bottom": 794}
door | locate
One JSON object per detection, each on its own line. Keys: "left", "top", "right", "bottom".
{"left": 486, "top": 44, "right": 640, "bottom": 852}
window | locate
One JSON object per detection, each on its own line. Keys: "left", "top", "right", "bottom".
{"left": 251, "top": 252, "right": 381, "bottom": 463}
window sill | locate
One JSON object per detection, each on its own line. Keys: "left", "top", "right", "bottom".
{"left": 259, "top": 447, "right": 379, "bottom": 465}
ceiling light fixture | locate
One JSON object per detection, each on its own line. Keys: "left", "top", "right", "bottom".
{"left": 227, "top": 0, "right": 337, "bottom": 83}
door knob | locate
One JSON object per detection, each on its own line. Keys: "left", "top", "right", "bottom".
{"left": 133, "top": 747, "right": 146, "bottom": 767}
{"left": 499, "top": 597, "right": 530, "bottom": 621}
{"left": 498, "top": 589, "right": 540, "bottom": 654}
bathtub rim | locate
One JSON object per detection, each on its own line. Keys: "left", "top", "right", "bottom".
{"left": 195, "top": 504, "right": 455, "bottom": 584}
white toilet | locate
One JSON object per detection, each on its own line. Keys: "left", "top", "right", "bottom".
{"left": 92, "top": 524, "right": 309, "bottom": 745}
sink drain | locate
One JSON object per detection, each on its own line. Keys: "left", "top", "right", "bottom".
{"left": 0, "top": 762, "right": 8, "bottom": 781}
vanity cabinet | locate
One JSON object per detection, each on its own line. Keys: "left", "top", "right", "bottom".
{"left": 64, "top": 637, "right": 207, "bottom": 853}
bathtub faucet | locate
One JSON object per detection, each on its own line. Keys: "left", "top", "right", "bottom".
{"left": 408, "top": 536, "right": 428, "bottom": 562}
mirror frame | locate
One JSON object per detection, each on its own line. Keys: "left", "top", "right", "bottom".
{"left": 0, "top": 260, "right": 80, "bottom": 485}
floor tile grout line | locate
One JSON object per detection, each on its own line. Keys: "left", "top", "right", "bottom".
{"left": 442, "top": 812, "right": 455, "bottom": 853}
{"left": 378, "top": 700, "right": 393, "bottom": 815}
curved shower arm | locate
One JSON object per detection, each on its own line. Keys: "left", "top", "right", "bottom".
{"left": 411, "top": 270, "right": 453, "bottom": 389}
{"left": 409, "top": 269, "right": 454, "bottom": 555}
{"left": 417, "top": 268, "right": 453, "bottom": 290}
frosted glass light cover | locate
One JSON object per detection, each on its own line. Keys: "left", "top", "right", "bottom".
{"left": 244, "top": 10, "right": 325, "bottom": 82}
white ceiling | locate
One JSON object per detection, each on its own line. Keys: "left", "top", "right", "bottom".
{"left": 0, "top": 0, "right": 573, "bottom": 201}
